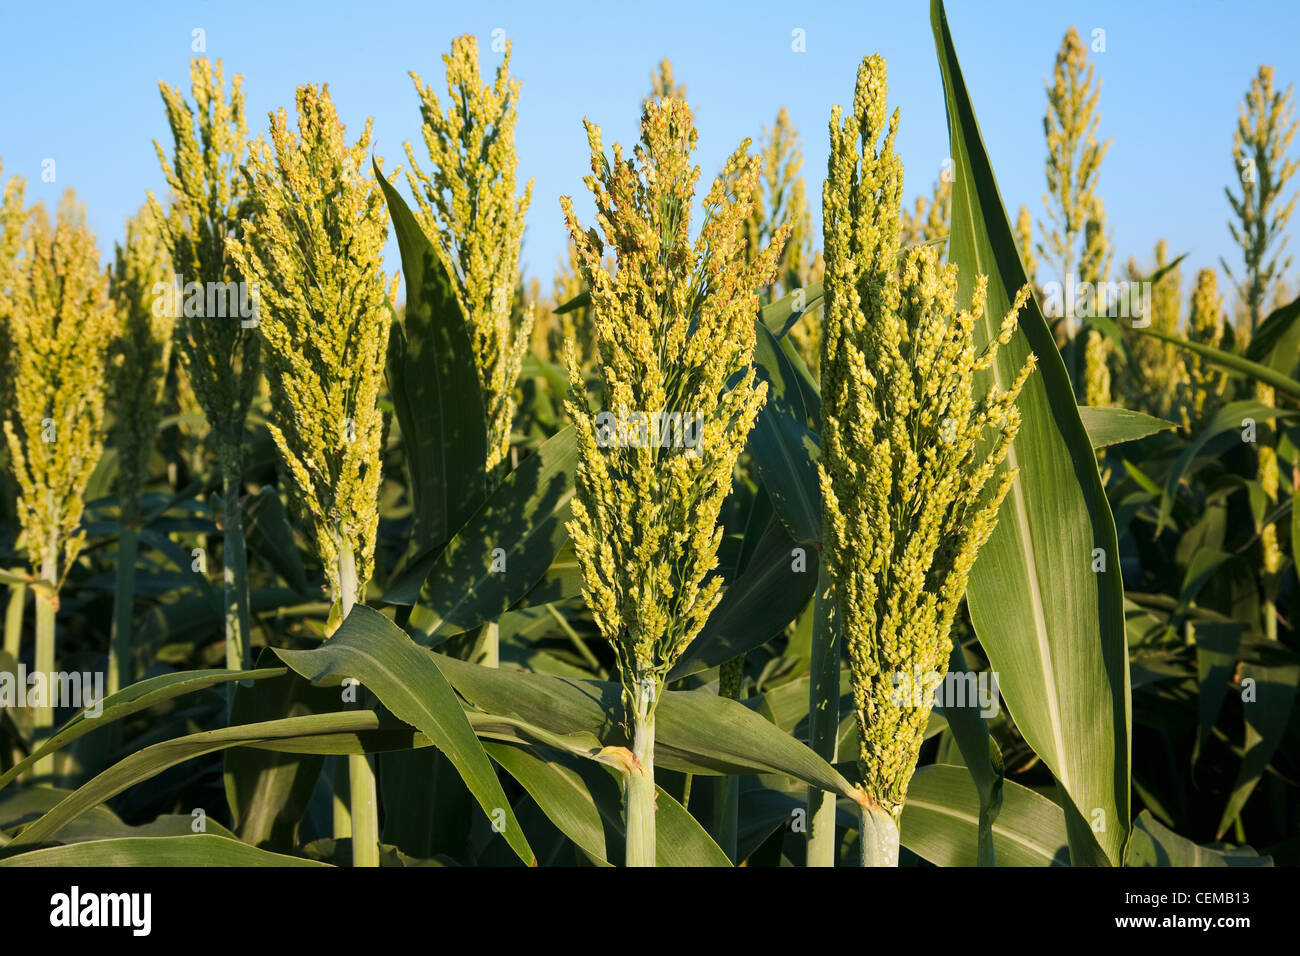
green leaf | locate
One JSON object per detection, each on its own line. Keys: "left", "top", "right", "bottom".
{"left": 244, "top": 487, "right": 311, "bottom": 595}
{"left": 1193, "top": 620, "right": 1244, "bottom": 763}
{"left": 933, "top": 0, "right": 1131, "bottom": 865}
{"left": 750, "top": 320, "right": 822, "bottom": 544}
{"left": 275, "top": 606, "right": 535, "bottom": 865}
{"left": 669, "top": 518, "right": 817, "bottom": 679}
{"left": 760, "top": 279, "right": 825, "bottom": 341}
{"left": 1216, "top": 659, "right": 1300, "bottom": 838}
{"left": 1078, "top": 406, "right": 1175, "bottom": 449}
{"left": 396, "top": 426, "right": 576, "bottom": 639}
{"left": 484, "top": 742, "right": 617, "bottom": 865}
{"left": 0, "top": 834, "right": 330, "bottom": 867}
{"left": 1244, "top": 294, "right": 1300, "bottom": 373}
{"left": 901, "top": 764, "right": 1069, "bottom": 866}
{"left": 934, "top": 641, "right": 1004, "bottom": 866}
{"left": 1155, "top": 400, "right": 1295, "bottom": 534}
{"left": 0, "top": 667, "right": 286, "bottom": 792}
{"left": 8, "top": 712, "right": 392, "bottom": 847}
{"left": 375, "top": 160, "right": 488, "bottom": 554}
{"left": 1126, "top": 811, "right": 1272, "bottom": 867}
{"left": 223, "top": 654, "right": 331, "bottom": 851}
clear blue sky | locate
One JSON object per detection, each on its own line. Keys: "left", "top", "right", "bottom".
{"left": 2, "top": 0, "right": 1297, "bottom": 303}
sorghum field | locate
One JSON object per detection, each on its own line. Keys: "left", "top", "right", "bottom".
{"left": 0, "top": 0, "right": 1297, "bottom": 894}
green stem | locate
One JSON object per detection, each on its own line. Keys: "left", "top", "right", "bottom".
{"left": 108, "top": 523, "right": 139, "bottom": 696}
{"left": 33, "top": 552, "right": 57, "bottom": 781}
{"left": 332, "top": 756, "right": 352, "bottom": 841}
{"left": 807, "top": 563, "right": 839, "bottom": 866}
{"left": 859, "top": 802, "right": 900, "bottom": 867}
{"left": 337, "top": 541, "right": 379, "bottom": 868}
{"left": 716, "top": 655, "right": 744, "bottom": 864}
{"left": 3, "top": 576, "right": 25, "bottom": 661}
{"left": 221, "top": 456, "right": 252, "bottom": 681}
{"left": 624, "top": 679, "right": 657, "bottom": 867}
{"left": 469, "top": 619, "right": 499, "bottom": 668}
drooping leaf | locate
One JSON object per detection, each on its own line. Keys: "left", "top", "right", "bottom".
{"left": 1126, "top": 811, "right": 1272, "bottom": 867}
{"left": 0, "top": 834, "right": 329, "bottom": 867}
{"left": 1078, "top": 406, "right": 1175, "bottom": 449}
{"left": 275, "top": 608, "right": 536, "bottom": 865}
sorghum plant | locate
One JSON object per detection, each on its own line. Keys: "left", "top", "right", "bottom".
{"left": 1126, "top": 240, "right": 1186, "bottom": 418}
{"left": 819, "top": 54, "right": 1035, "bottom": 866}
{"left": 148, "top": 57, "right": 259, "bottom": 676}
{"left": 106, "top": 205, "right": 174, "bottom": 694}
{"left": 1222, "top": 65, "right": 1297, "bottom": 333}
{"left": 0, "top": 188, "right": 115, "bottom": 776}
{"left": 228, "top": 83, "right": 394, "bottom": 866}
{"left": 561, "top": 97, "right": 790, "bottom": 865}
{"left": 405, "top": 34, "right": 534, "bottom": 481}
{"left": 1039, "top": 25, "right": 1110, "bottom": 343}
{"left": 1178, "top": 268, "right": 1231, "bottom": 429}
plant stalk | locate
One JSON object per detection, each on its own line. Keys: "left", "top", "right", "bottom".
{"left": 108, "top": 522, "right": 139, "bottom": 696}
{"left": 3, "top": 575, "right": 25, "bottom": 661}
{"left": 338, "top": 540, "right": 379, "bottom": 868}
{"left": 221, "top": 456, "right": 252, "bottom": 678}
{"left": 624, "top": 678, "right": 657, "bottom": 867}
{"left": 860, "top": 802, "right": 900, "bottom": 867}
{"left": 33, "top": 551, "right": 57, "bottom": 780}
{"left": 807, "top": 564, "right": 840, "bottom": 866}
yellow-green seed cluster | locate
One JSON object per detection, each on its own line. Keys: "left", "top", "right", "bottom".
{"left": 109, "top": 206, "right": 174, "bottom": 514}
{"left": 1179, "top": 269, "right": 1230, "bottom": 428}
{"left": 228, "top": 84, "right": 394, "bottom": 601}
{"left": 0, "top": 182, "right": 116, "bottom": 586}
{"left": 561, "top": 97, "right": 791, "bottom": 705}
{"left": 148, "top": 57, "right": 259, "bottom": 462}
{"left": 406, "top": 35, "right": 534, "bottom": 475}
{"left": 819, "top": 55, "right": 1035, "bottom": 820}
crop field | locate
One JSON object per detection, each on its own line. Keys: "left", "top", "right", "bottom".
{"left": 0, "top": 0, "right": 1296, "bottom": 888}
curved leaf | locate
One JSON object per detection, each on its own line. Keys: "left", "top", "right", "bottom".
{"left": 933, "top": 0, "right": 1131, "bottom": 865}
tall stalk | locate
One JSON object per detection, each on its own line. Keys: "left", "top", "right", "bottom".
{"left": 33, "top": 552, "right": 56, "bottom": 780}
{"left": 338, "top": 541, "right": 378, "bottom": 868}
{"left": 561, "top": 96, "right": 788, "bottom": 867}
{"left": 625, "top": 679, "right": 657, "bottom": 867}
{"left": 107, "top": 525, "right": 138, "bottom": 695}
{"left": 3, "top": 576, "right": 24, "bottom": 662}
{"left": 806, "top": 565, "right": 839, "bottom": 866}
{"left": 221, "top": 458, "right": 252, "bottom": 676}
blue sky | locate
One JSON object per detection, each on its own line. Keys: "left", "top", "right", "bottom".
{"left": 2, "top": 0, "right": 1297, "bottom": 303}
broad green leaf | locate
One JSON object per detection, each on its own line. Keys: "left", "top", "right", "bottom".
{"left": 934, "top": 641, "right": 1004, "bottom": 866}
{"left": 1078, "top": 406, "right": 1174, "bottom": 448}
{"left": 426, "top": 637, "right": 859, "bottom": 798}
{"left": 1244, "top": 294, "right": 1300, "bottom": 374}
{"left": 244, "top": 487, "right": 311, "bottom": 595}
{"left": 760, "top": 279, "right": 825, "bottom": 341}
{"left": 1193, "top": 620, "right": 1244, "bottom": 763}
{"left": 8, "top": 712, "right": 392, "bottom": 847}
{"left": 0, "top": 834, "right": 329, "bottom": 867}
{"left": 223, "top": 655, "right": 331, "bottom": 851}
{"left": 485, "top": 742, "right": 617, "bottom": 865}
{"left": 276, "top": 607, "right": 535, "bottom": 865}
{"left": 394, "top": 427, "right": 576, "bottom": 643}
{"left": 901, "top": 764, "right": 1069, "bottom": 866}
{"left": 1155, "top": 400, "right": 1295, "bottom": 533}
{"left": 1126, "top": 811, "right": 1272, "bottom": 867}
{"left": 1216, "top": 659, "right": 1300, "bottom": 838}
{"left": 669, "top": 518, "right": 817, "bottom": 679}
{"left": 0, "top": 667, "right": 286, "bottom": 791}
{"left": 750, "top": 320, "right": 821, "bottom": 544}
{"left": 376, "top": 160, "right": 488, "bottom": 554}
{"left": 933, "top": 0, "right": 1131, "bottom": 865}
